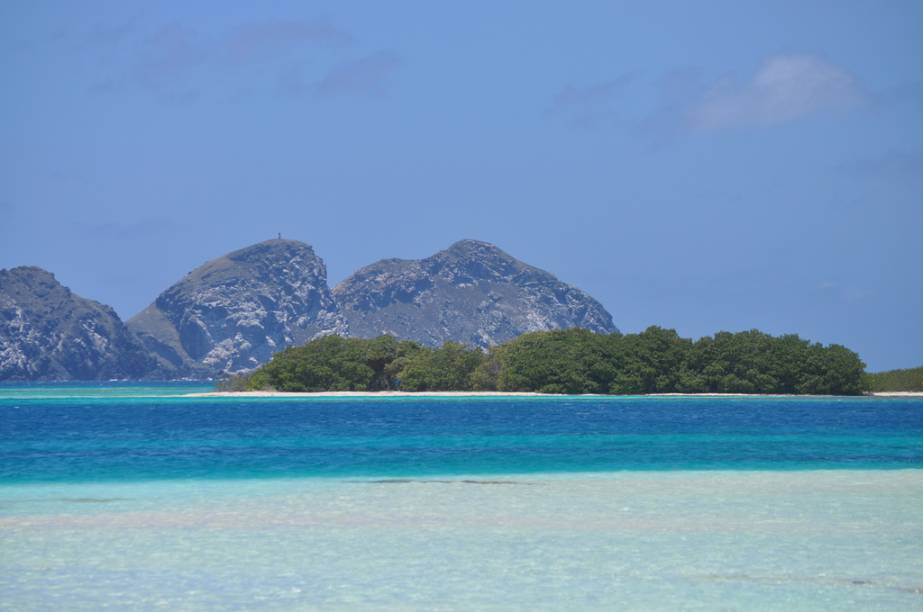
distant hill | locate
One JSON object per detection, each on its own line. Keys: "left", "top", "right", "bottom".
{"left": 865, "top": 366, "right": 923, "bottom": 392}
{"left": 333, "top": 239, "right": 617, "bottom": 348}
{"left": 128, "top": 239, "right": 345, "bottom": 378}
{"left": 0, "top": 267, "right": 158, "bottom": 381}
{"left": 2, "top": 238, "right": 620, "bottom": 380}
{"left": 12, "top": 238, "right": 911, "bottom": 387}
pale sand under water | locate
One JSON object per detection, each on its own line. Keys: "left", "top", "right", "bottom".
{"left": 1, "top": 470, "right": 921, "bottom": 609}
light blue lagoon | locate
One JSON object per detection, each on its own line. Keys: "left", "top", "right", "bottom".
{"left": 1, "top": 386, "right": 922, "bottom": 609}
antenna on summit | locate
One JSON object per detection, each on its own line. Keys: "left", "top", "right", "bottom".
{"left": 277, "top": 232, "right": 282, "bottom": 240}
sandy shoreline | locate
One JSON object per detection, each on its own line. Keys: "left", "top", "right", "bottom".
{"left": 184, "top": 390, "right": 552, "bottom": 398}
{"left": 183, "top": 390, "right": 923, "bottom": 398}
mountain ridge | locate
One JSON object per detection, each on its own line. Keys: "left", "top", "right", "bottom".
{"left": 3, "top": 238, "right": 617, "bottom": 380}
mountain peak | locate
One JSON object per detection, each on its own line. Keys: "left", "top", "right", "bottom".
{"left": 334, "top": 240, "right": 616, "bottom": 348}
{"left": 3, "top": 265, "right": 54, "bottom": 276}
{"left": 444, "top": 239, "right": 502, "bottom": 254}
{"left": 1, "top": 268, "right": 157, "bottom": 381}
{"left": 226, "top": 239, "right": 316, "bottom": 263}
{"left": 128, "top": 238, "right": 344, "bottom": 377}
{"left": 0, "top": 267, "right": 74, "bottom": 305}
{"left": 1, "top": 265, "right": 57, "bottom": 284}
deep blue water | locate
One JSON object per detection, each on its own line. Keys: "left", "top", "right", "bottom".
{"left": 1, "top": 389, "right": 922, "bottom": 483}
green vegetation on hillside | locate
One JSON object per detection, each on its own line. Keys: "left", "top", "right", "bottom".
{"left": 234, "top": 327, "right": 868, "bottom": 395}
{"left": 864, "top": 366, "right": 923, "bottom": 392}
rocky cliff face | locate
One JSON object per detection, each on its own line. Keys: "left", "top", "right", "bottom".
{"left": 332, "top": 240, "right": 617, "bottom": 348}
{"left": 127, "top": 239, "right": 345, "bottom": 377}
{"left": 0, "top": 267, "right": 158, "bottom": 381}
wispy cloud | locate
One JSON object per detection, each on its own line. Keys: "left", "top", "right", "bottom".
{"left": 550, "top": 75, "right": 632, "bottom": 128}
{"left": 85, "top": 18, "right": 398, "bottom": 103}
{"left": 314, "top": 52, "right": 401, "bottom": 97}
{"left": 224, "top": 20, "right": 350, "bottom": 64}
{"left": 687, "top": 54, "right": 865, "bottom": 130}
{"left": 88, "top": 22, "right": 205, "bottom": 100}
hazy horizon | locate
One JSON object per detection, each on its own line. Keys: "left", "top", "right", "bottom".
{"left": 2, "top": 1, "right": 921, "bottom": 371}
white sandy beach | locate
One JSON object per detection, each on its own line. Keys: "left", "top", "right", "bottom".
{"left": 184, "top": 390, "right": 923, "bottom": 398}
{"left": 184, "top": 390, "right": 553, "bottom": 398}
{"left": 869, "top": 391, "right": 923, "bottom": 397}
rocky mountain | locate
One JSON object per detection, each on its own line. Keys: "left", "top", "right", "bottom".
{"left": 332, "top": 239, "right": 617, "bottom": 348}
{"left": 3, "top": 238, "right": 618, "bottom": 380}
{"left": 127, "top": 239, "right": 345, "bottom": 377}
{"left": 0, "top": 267, "right": 158, "bottom": 381}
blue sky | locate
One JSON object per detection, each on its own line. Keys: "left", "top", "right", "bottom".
{"left": 2, "top": 1, "right": 921, "bottom": 371}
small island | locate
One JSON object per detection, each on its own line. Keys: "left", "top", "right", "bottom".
{"left": 220, "top": 327, "right": 870, "bottom": 396}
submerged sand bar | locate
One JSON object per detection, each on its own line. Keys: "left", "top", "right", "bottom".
{"left": 2, "top": 470, "right": 922, "bottom": 608}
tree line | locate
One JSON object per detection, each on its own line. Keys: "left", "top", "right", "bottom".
{"left": 227, "top": 327, "right": 867, "bottom": 395}
{"left": 864, "top": 365, "right": 923, "bottom": 392}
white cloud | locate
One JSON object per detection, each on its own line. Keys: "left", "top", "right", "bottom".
{"left": 688, "top": 54, "right": 864, "bottom": 129}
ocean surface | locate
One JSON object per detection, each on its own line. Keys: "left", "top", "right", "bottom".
{"left": 2, "top": 384, "right": 922, "bottom": 609}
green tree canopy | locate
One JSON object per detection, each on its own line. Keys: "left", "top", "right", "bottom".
{"left": 398, "top": 342, "right": 485, "bottom": 391}
{"left": 239, "top": 328, "right": 868, "bottom": 396}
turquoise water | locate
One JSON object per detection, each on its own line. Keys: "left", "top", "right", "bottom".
{"left": 1, "top": 386, "right": 922, "bottom": 483}
{"left": 2, "top": 386, "right": 922, "bottom": 609}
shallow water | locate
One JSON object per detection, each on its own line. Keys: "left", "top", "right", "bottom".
{"left": 2, "top": 471, "right": 922, "bottom": 609}
{"left": 1, "top": 387, "right": 922, "bottom": 609}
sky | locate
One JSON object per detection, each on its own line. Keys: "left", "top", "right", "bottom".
{"left": 2, "top": 1, "right": 921, "bottom": 371}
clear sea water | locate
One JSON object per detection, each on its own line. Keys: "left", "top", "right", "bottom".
{"left": 2, "top": 385, "right": 922, "bottom": 609}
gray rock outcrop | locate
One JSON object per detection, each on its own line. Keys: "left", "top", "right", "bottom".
{"left": 127, "top": 239, "right": 345, "bottom": 377}
{"left": 332, "top": 239, "right": 617, "bottom": 348}
{"left": 0, "top": 267, "right": 159, "bottom": 381}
